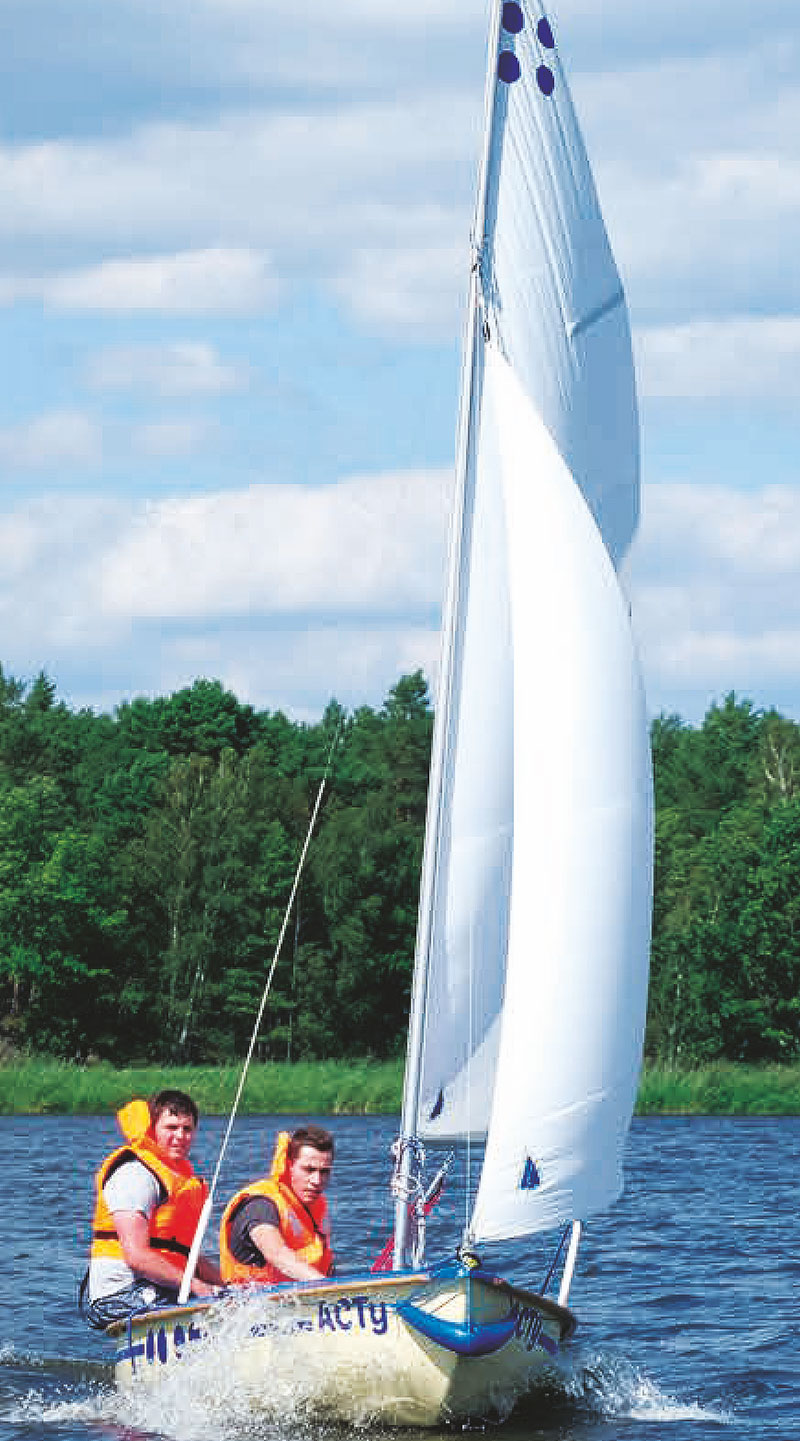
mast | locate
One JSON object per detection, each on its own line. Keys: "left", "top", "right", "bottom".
{"left": 392, "top": 0, "right": 510, "bottom": 1270}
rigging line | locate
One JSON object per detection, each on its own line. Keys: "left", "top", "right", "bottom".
{"left": 465, "top": 920, "right": 473, "bottom": 1247}
{"left": 177, "top": 717, "right": 344, "bottom": 1305}
{"left": 392, "top": 0, "right": 505, "bottom": 1276}
{"left": 465, "top": 918, "right": 475, "bottom": 1333}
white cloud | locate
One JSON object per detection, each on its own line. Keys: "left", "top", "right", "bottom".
{"left": 0, "top": 97, "right": 476, "bottom": 333}
{"left": 88, "top": 341, "right": 245, "bottom": 396}
{"left": 149, "top": 622, "right": 443, "bottom": 722}
{"left": 0, "top": 4, "right": 798, "bottom": 343}
{"left": 3, "top": 473, "right": 800, "bottom": 723}
{"left": 99, "top": 470, "right": 451, "bottom": 618}
{"left": 0, "top": 472, "right": 449, "bottom": 717}
{"left": 542, "top": 35, "right": 800, "bottom": 334}
{"left": 0, "top": 102, "right": 472, "bottom": 248}
{"left": 0, "top": 11, "right": 796, "bottom": 350}
{"left": 332, "top": 236, "right": 468, "bottom": 335}
{"left": 2, "top": 3, "right": 800, "bottom": 728}
{"left": 42, "top": 248, "right": 281, "bottom": 315}
{"left": 239, "top": 0, "right": 476, "bottom": 26}
{"left": 636, "top": 318, "right": 800, "bottom": 400}
{"left": 0, "top": 410, "right": 101, "bottom": 471}
{"left": 631, "top": 482, "right": 800, "bottom": 718}
{"left": 638, "top": 484, "right": 800, "bottom": 578}
{"left": 551, "top": 0, "right": 796, "bottom": 66}
{"left": 0, "top": 495, "right": 126, "bottom": 645}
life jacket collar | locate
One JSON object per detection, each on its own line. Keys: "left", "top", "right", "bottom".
{"left": 115, "top": 1096, "right": 194, "bottom": 1178}
{"left": 269, "top": 1130, "right": 293, "bottom": 1187}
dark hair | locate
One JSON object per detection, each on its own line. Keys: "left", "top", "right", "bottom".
{"left": 149, "top": 1089, "right": 199, "bottom": 1126}
{"left": 288, "top": 1124, "right": 334, "bottom": 1160}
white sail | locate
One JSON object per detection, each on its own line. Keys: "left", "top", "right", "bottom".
{"left": 413, "top": 313, "right": 514, "bottom": 1141}
{"left": 410, "top": 0, "right": 652, "bottom": 1236}
{"left": 468, "top": 344, "right": 652, "bottom": 1239}
{"left": 483, "top": 4, "right": 640, "bottom": 571}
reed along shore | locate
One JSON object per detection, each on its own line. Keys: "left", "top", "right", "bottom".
{"left": 0, "top": 1058, "right": 403, "bottom": 1117}
{"left": 0, "top": 1058, "right": 799, "bottom": 1116}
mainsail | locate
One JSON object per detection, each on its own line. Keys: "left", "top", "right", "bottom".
{"left": 398, "top": 0, "right": 653, "bottom": 1248}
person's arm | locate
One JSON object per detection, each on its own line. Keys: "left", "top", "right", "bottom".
{"left": 249, "top": 1221, "right": 328, "bottom": 1283}
{"left": 112, "top": 1210, "right": 219, "bottom": 1296}
{"left": 194, "top": 1253, "right": 223, "bottom": 1286}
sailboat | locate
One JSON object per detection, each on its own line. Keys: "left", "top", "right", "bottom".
{"left": 110, "top": 0, "right": 653, "bottom": 1425}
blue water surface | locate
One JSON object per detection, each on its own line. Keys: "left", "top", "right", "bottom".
{"left": 1, "top": 1113, "right": 798, "bottom": 1440}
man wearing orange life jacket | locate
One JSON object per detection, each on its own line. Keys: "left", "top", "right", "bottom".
{"left": 85, "top": 1089, "right": 222, "bottom": 1331}
{"left": 219, "top": 1125, "right": 334, "bottom": 1285}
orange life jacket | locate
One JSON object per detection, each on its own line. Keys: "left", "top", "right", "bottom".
{"left": 90, "top": 1099, "right": 208, "bottom": 1278}
{"left": 219, "top": 1130, "right": 333, "bottom": 1285}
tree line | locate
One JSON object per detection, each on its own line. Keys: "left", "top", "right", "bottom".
{"left": 1, "top": 664, "right": 798, "bottom": 1066}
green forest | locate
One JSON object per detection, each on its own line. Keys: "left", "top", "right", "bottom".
{"left": 1, "top": 664, "right": 798, "bottom": 1068}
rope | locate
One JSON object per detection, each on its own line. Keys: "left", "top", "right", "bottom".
{"left": 466, "top": 919, "right": 474, "bottom": 1243}
{"left": 464, "top": 922, "right": 475, "bottom": 1329}
{"left": 540, "top": 1223, "right": 571, "bottom": 1295}
{"left": 177, "top": 719, "right": 343, "bottom": 1304}
{"left": 390, "top": 1136, "right": 426, "bottom": 1206}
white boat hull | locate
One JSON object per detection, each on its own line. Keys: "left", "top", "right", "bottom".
{"left": 111, "top": 1267, "right": 575, "bottom": 1427}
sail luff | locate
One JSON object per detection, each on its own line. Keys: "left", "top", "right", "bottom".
{"left": 391, "top": 281, "right": 481, "bottom": 1268}
{"left": 392, "top": 0, "right": 507, "bottom": 1269}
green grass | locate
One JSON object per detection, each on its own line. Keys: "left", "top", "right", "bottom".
{"left": 0, "top": 1057, "right": 405, "bottom": 1117}
{"left": 636, "top": 1061, "right": 800, "bottom": 1116}
{"left": 0, "top": 1057, "right": 798, "bottom": 1116}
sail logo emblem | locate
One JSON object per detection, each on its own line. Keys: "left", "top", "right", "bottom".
{"left": 520, "top": 1155, "right": 541, "bottom": 1190}
{"left": 498, "top": 6, "right": 556, "bottom": 96}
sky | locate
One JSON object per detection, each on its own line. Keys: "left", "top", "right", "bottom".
{"left": 1, "top": 0, "right": 799, "bottom": 726}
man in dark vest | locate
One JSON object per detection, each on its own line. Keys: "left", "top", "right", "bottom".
{"left": 219, "top": 1124, "right": 334, "bottom": 1285}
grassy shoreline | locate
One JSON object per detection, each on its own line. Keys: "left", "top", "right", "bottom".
{"left": 0, "top": 1058, "right": 799, "bottom": 1117}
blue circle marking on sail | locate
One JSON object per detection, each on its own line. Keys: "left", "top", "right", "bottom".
{"left": 536, "top": 64, "right": 555, "bottom": 96}
{"left": 501, "top": 2, "right": 524, "bottom": 34}
{"left": 537, "top": 16, "right": 555, "bottom": 48}
{"left": 498, "top": 51, "right": 521, "bottom": 84}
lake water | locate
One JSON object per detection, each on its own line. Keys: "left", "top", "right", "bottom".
{"left": 1, "top": 1113, "right": 798, "bottom": 1441}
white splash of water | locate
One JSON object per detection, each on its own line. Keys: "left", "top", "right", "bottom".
{"left": 108, "top": 1300, "right": 331, "bottom": 1440}
{"left": 5, "top": 1314, "right": 733, "bottom": 1436}
{"left": 4, "top": 1387, "right": 113, "bottom": 1429}
{"left": 80, "top": 1293, "right": 418, "bottom": 1438}
{"left": 12, "top": 1378, "right": 325, "bottom": 1441}
{"left": 571, "top": 1350, "right": 733, "bottom": 1425}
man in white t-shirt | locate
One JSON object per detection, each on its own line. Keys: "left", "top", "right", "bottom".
{"left": 85, "top": 1090, "right": 221, "bottom": 1331}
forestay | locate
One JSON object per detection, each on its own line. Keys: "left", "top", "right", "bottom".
{"left": 408, "top": 0, "right": 653, "bottom": 1243}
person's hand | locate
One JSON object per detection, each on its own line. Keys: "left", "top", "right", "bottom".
{"left": 190, "top": 1277, "right": 221, "bottom": 1298}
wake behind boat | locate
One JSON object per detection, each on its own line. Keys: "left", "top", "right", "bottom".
{"left": 107, "top": 0, "right": 652, "bottom": 1425}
